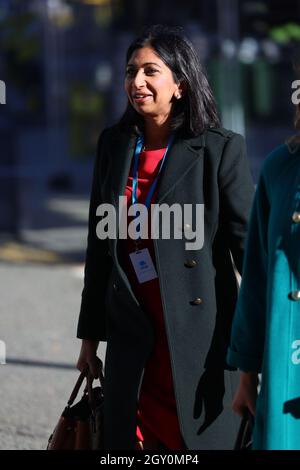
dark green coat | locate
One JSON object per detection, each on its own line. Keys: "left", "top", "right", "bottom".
{"left": 77, "top": 124, "right": 254, "bottom": 450}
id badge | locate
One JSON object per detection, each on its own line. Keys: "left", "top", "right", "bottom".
{"left": 129, "top": 248, "right": 158, "bottom": 284}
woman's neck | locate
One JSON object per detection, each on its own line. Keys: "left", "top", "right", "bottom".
{"left": 143, "top": 116, "right": 172, "bottom": 150}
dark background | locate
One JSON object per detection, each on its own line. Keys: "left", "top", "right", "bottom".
{"left": 0, "top": 0, "right": 300, "bottom": 255}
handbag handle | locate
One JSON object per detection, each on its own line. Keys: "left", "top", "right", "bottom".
{"left": 86, "top": 360, "right": 105, "bottom": 412}
{"left": 234, "top": 410, "right": 254, "bottom": 450}
{"left": 67, "top": 368, "right": 88, "bottom": 406}
{"left": 67, "top": 361, "right": 104, "bottom": 407}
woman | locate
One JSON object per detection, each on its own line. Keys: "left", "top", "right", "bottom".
{"left": 227, "top": 102, "right": 300, "bottom": 449}
{"left": 76, "top": 24, "right": 254, "bottom": 450}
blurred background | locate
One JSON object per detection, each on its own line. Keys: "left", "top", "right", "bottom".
{"left": 0, "top": 0, "right": 299, "bottom": 450}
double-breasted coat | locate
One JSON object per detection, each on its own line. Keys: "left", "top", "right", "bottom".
{"left": 227, "top": 142, "right": 300, "bottom": 449}
{"left": 77, "top": 123, "right": 254, "bottom": 450}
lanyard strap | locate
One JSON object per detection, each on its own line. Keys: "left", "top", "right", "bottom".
{"left": 131, "top": 132, "right": 175, "bottom": 209}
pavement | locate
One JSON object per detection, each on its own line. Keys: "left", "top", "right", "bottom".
{"left": 0, "top": 192, "right": 107, "bottom": 450}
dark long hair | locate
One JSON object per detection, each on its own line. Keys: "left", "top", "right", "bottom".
{"left": 118, "top": 24, "right": 220, "bottom": 137}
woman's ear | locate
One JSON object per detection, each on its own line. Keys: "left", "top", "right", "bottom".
{"left": 173, "top": 81, "right": 187, "bottom": 100}
{"left": 178, "top": 80, "right": 187, "bottom": 98}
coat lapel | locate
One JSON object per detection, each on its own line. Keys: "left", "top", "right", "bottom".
{"left": 108, "top": 126, "right": 206, "bottom": 291}
{"left": 154, "top": 133, "right": 205, "bottom": 203}
{"left": 110, "top": 127, "right": 205, "bottom": 207}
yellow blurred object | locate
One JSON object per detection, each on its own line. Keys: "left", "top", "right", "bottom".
{"left": 0, "top": 242, "right": 66, "bottom": 264}
{"left": 80, "top": 0, "right": 111, "bottom": 5}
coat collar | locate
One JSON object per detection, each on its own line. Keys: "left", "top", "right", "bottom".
{"left": 109, "top": 126, "right": 205, "bottom": 206}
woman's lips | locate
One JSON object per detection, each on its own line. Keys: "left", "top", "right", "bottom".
{"left": 133, "top": 95, "right": 152, "bottom": 103}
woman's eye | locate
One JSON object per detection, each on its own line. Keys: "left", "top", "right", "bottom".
{"left": 146, "top": 69, "right": 157, "bottom": 74}
{"left": 125, "top": 68, "right": 157, "bottom": 77}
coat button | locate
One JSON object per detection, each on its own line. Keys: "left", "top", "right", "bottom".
{"left": 190, "top": 297, "right": 202, "bottom": 305}
{"left": 292, "top": 212, "right": 300, "bottom": 224}
{"left": 113, "top": 282, "right": 119, "bottom": 292}
{"left": 290, "top": 290, "right": 300, "bottom": 301}
{"left": 184, "top": 260, "right": 197, "bottom": 268}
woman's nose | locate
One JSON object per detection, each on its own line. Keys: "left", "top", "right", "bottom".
{"left": 133, "top": 69, "right": 146, "bottom": 88}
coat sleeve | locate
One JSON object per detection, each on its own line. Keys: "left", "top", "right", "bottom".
{"left": 76, "top": 129, "right": 113, "bottom": 341}
{"left": 204, "top": 133, "right": 255, "bottom": 371}
{"left": 218, "top": 133, "right": 255, "bottom": 275}
{"left": 226, "top": 169, "right": 270, "bottom": 372}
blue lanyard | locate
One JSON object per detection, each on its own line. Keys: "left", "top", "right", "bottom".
{"left": 131, "top": 132, "right": 175, "bottom": 209}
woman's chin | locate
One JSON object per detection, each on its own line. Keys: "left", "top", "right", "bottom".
{"left": 134, "top": 107, "right": 156, "bottom": 118}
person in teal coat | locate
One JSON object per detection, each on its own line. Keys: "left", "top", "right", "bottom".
{"left": 227, "top": 114, "right": 300, "bottom": 449}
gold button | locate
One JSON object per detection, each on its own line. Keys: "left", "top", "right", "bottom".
{"left": 290, "top": 290, "right": 300, "bottom": 301}
{"left": 190, "top": 297, "right": 202, "bottom": 305}
{"left": 184, "top": 260, "right": 197, "bottom": 268}
{"left": 292, "top": 212, "right": 300, "bottom": 224}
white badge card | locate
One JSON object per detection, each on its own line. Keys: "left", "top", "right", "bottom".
{"left": 129, "top": 248, "right": 158, "bottom": 284}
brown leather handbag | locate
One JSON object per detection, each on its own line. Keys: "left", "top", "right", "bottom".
{"left": 47, "top": 363, "right": 104, "bottom": 450}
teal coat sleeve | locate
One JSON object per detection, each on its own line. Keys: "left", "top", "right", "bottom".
{"left": 227, "top": 166, "right": 270, "bottom": 372}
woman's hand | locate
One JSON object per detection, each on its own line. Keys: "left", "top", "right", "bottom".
{"left": 232, "top": 371, "right": 258, "bottom": 418}
{"left": 76, "top": 339, "right": 102, "bottom": 378}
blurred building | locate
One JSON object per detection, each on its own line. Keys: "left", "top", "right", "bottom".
{"left": 0, "top": 0, "right": 300, "bottom": 235}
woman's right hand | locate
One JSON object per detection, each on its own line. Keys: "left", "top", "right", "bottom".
{"left": 232, "top": 371, "right": 258, "bottom": 418}
{"left": 76, "top": 339, "right": 102, "bottom": 378}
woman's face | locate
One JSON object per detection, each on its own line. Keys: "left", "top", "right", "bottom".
{"left": 124, "top": 46, "right": 182, "bottom": 121}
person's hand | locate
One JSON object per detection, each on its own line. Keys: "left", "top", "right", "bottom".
{"left": 193, "top": 368, "right": 225, "bottom": 435}
{"left": 76, "top": 339, "right": 102, "bottom": 378}
{"left": 232, "top": 371, "right": 258, "bottom": 418}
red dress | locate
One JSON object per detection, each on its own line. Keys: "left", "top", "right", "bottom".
{"left": 119, "top": 147, "right": 185, "bottom": 450}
